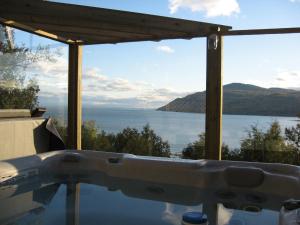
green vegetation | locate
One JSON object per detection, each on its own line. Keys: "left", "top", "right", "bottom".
{"left": 0, "top": 81, "right": 40, "bottom": 110}
{"left": 54, "top": 120, "right": 171, "bottom": 157}
{"left": 182, "top": 121, "right": 300, "bottom": 165}
{"left": 158, "top": 83, "right": 300, "bottom": 117}
{"left": 182, "top": 133, "right": 231, "bottom": 160}
{"left": 285, "top": 123, "right": 300, "bottom": 150}
{"left": 240, "top": 122, "right": 291, "bottom": 152}
{"left": 0, "top": 25, "right": 56, "bottom": 111}
{"left": 54, "top": 117, "right": 300, "bottom": 165}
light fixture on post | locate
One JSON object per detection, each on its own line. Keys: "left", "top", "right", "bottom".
{"left": 208, "top": 34, "right": 219, "bottom": 50}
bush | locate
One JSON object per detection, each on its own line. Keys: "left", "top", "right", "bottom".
{"left": 0, "top": 85, "right": 39, "bottom": 111}
{"left": 113, "top": 124, "right": 170, "bottom": 157}
{"left": 235, "top": 149, "right": 300, "bottom": 165}
{"left": 181, "top": 133, "right": 230, "bottom": 160}
{"left": 182, "top": 121, "right": 300, "bottom": 165}
{"left": 240, "top": 122, "right": 290, "bottom": 152}
{"left": 54, "top": 120, "right": 170, "bottom": 157}
{"left": 285, "top": 124, "right": 300, "bottom": 151}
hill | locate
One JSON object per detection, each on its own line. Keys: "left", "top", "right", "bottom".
{"left": 157, "top": 83, "right": 300, "bottom": 117}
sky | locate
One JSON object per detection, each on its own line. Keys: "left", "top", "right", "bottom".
{"left": 11, "top": 0, "right": 300, "bottom": 108}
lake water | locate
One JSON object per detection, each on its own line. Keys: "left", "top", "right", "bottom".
{"left": 47, "top": 107, "right": 298, "bottom": 153}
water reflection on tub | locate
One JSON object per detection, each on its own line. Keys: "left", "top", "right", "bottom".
{"left": 0, "top": 178, "right": 279, "bottom": 225}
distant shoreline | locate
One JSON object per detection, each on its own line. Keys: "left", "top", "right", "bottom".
{"left": 44, "top": 104, "right": 299, "bottom": 119}
{"left": 156, "top": 109, "right": 299, "bottom": 118}
{"left": 157, "top": 83, "right": 300, "bottom": 118}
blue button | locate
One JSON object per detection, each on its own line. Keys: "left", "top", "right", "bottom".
{"left": 182, "top": 212, "right": 207, "bottom": 224}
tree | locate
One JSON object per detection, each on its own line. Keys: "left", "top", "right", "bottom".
{"left": 181, "top": 133, "right": 230, "bottom": 160}
{"left": 0, "top": 80, "right": 40, "bottom": 110}
{"left": 285, "top": 123, "right": 300, "bottom": 151}
{"left": 240, "top": 125, "right": 265, "bottom": 152}
{"left": 0, "top": 25, "right": 57, "bottom": 110}
{"left": 238, "top": 121, "right": 298, "bottom": 163}
{"left": 240, "top": 122, "right": 289, "bottom": 152}
{"left": 113, "top": 124, "right": 170, "bottom": 157}
{"left": 182, "top": 122, "right": 300, "bottom": 165}
{"left": 53, "top": 119, "right": 171, "bottom": 157}
{"left": 81, "top": 120, "right": 114, "bottom": 151}
{"left": 263, "top": 121, "right": 287, "bottom": 151}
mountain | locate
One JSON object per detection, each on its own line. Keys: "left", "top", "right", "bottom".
{"left": 157, "top": 83, "right": 300, "bottom": 117}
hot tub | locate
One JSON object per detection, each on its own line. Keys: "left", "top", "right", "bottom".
{"left": 0, "top": 150, "right": 299, "bottom": 225}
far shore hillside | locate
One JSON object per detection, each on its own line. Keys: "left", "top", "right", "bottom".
{"left": 157, "top": 83, "right": 300, "bottom": 117}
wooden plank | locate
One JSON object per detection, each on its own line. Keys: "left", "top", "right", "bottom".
{"left": 0, "top": 17, "right": 72, "bottom": 44}
{"left": 84, "top": 35, "right": 196, "bottom": 45}
{"left": 24, "top": 22, "right": 154, "bottom": 39}
{"left": 67, "top": 44, "right": 82, "bottom": 149}
{"left": 18, "top": 21, "right": 199, "bottom": 43}
{"left": 0, "top": 0, "right": 231, "bottom": 44}
{"left": 0, "top": 12, "right": 199, "bottom": 37}
{"left": 0, "top": 0, "right": 230, "bottom": 31}
{"left": 205, "top": 35, "right": 223, "bottom": 160}
{"left": 0, "top": 13, "right": 208, "bottom": 44}
{"left": 51, "top": 30, "right": 197, "bottom": 44}
{"left": 47, "top": 30, "right": 155, "bottom": 43}
{"left": 223, "top": 27, "right": 300, "bottom": 36}
{"left": 0, "top": 0, "right": 230, "bottom": 37}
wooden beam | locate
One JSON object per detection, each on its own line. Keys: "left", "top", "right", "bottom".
{"left": 205, "top": 35, "right": 223, "bottom": 160}
{"left": 0, "top": 17, "right": 72, "bottom": 44}
{"left": 52, "top": 30, "right": 198, "bottom": 45}
{"left": 0, "top": 13, "right": 221, "bottom": 44}
{"left": 67, "top": 44, "right": 82, "bottom": 149}
{"left": 0, "top": 0, "right": 231, "bottom": 45}
{"left": 0, "top": 0, "right": 230, "bottom": 34}
{"left": 83, "top": 35, "right": 196, "bottom": 45}
{"left": 223, "top": 27, "right": 300, "bottom": 36}
{"left": 1, "top": 13, "right": 202, "bottom": 39}
{"left": 24, "top": 22, "right": 154, "bottom": 39}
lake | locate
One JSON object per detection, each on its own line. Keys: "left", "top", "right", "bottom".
{"left": 46, "top": 107, "right": 298, "bottom": 153}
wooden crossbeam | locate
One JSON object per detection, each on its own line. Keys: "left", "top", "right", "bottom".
{"left": 0, "top": 0, "right": 229, "bottom": 33}
{"left": 0, "top": 17, "right": 72, "bottom": 44}
{"left": 0, "top": 0, "right": 230, "bottom": 44}
{"left": 223, "top": 27, "right": 300, "bottom": 36}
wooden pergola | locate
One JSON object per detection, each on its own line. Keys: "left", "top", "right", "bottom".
{"left": 1, "top": 0, "right": 300, "bottom": 160}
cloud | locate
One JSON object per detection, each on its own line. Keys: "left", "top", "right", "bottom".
{"left": 290, "top": 0, "right": 300, "bottom": 2}
{"left": 26, "top": 56, "right": 68, "bottom": 96}
{"left": 25, "top": 55, "right": 187, "bottom": 108}
{"left": 168, "top": 0, "right": 240, "bottom": 17}
{"left": 29, "top": 56, "right": 67, "bottom": 78}
{"left": 273, "top": 70, "right": 300, "bottom": 88}
{"left": 156, "top": 45, "right": 175, "bottom": 53}
{"left": 83, "top": 68, "right": 107, "bottom": 82}
{"left": 246, "top": 70, "right": 300, "bottom": 89}
{"left": 139, "top": 88, "right": 189, "bottom": 102}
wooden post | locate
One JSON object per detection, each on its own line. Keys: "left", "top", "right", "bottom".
{"left": 67, "top": 44, "right": 82, "bottom": 149}
{"left": 205, "top": 35, "right": 223, "bottom": 160}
